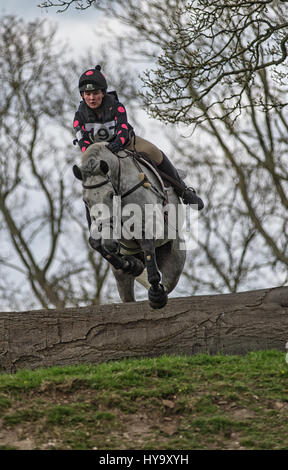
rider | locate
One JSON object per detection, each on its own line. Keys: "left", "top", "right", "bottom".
{"left": 73, "top": 65, "right": 204, "bottom": 209}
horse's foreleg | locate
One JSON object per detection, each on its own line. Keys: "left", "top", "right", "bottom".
{"left": 138, "top": 239, "right": 168, "bottom": 309}
{"left": 89, "top": 237, "right": 144, "bottom": 276}
{"left": 89, "top": 237, "right": 144, "bottom": 303}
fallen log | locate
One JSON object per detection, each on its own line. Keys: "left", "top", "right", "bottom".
{"left": 0, "top": 286, "right": 287, "bottom": 373}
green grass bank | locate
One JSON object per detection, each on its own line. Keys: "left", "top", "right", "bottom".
{"left": 0, "top": 350, "right": 287, "bottom": 450}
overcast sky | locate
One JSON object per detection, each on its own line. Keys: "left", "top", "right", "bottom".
{"left": 1, "top": 0, "right": 106, "bottom": 55}
{"left": 1, "top": 0, "right": 98, "bottom": 23}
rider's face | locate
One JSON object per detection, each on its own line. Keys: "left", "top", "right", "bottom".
{"left": 83, "top": 90, "right": 104, "bottom": 109}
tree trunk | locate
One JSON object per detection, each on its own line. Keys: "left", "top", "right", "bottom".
{"left": 0, "top": 286, "right": 288, "bottom": 373}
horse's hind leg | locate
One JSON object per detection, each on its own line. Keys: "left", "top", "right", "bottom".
{"left": 156, "top": 240, "right": 186, "bottom": 294}
{"left": 111, "top": 267, "right": 136, "bottom": 302}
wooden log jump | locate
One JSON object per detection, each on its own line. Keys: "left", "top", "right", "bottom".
{"left": 0, "top": 286, "right": 287, "bottom": 373}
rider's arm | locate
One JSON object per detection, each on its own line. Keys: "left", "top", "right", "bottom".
{"left": 113, "top": 103, "right": 130, "bottom": 147}
{"left": 73, "top": 111, "right": 93, "bottom": 153}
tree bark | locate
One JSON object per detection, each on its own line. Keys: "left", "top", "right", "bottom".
{"left": 0, "top": 286, "right": 288, "bottom": 373}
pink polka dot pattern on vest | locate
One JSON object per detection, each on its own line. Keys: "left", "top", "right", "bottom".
{"left": 117, "top": 106, "right": 125, "bottom": 113}
{"left": 85, "top": 70, "right": 94, "bottom": 75}
{"left": 121, "top": 123, "right": 128, "bottom": 129}
{"left": 73, "top": 120, "right": 79, "bottom": 128}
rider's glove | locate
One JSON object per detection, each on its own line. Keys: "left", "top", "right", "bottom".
{"left": 107, "top": 139, "right": 122, "bottom": 154}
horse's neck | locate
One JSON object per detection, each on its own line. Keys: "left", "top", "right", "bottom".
{"left": 120, "top": 155, "right": 148, "bottom": 187}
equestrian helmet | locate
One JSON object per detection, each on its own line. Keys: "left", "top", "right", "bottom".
{"left": 78, "top": 65, "right": 107, "bottom": 93}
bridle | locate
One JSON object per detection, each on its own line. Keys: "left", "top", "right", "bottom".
{"left": 82, "top": 152, "right": 166, "bottom": 201}
{"left": 82, "top": 172, "right": 152, "bottom": 199}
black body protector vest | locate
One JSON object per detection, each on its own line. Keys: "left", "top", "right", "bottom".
{"left": 75, "top": 92, "right": 130, "bottom": 143}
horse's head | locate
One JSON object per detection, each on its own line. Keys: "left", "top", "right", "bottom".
{"left": 73, "top": 148, "right": 120, "bottom": 254}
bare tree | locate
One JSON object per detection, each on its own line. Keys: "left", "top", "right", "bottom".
{"left": 141, "top": 0, "right": 288, "bottom": 125}
{"left": 39, "top": 0, "right": 95, "bottom": 11}
{"left": 38, "top": 0, "right": 288, "bottom": 124}
{"left": 0, "top": 15, "right": 112, "bottom": 310}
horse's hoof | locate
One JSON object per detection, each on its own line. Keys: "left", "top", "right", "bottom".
{"left": 148, "top": 284, "right": 168, "bottom": 309}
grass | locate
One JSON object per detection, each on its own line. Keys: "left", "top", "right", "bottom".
{"left": 0, "top": 350, "right": 287, "bottom": 449}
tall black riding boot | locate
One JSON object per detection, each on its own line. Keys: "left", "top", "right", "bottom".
{"left": 157, "top": 153, "right": 204, "bottom": 210}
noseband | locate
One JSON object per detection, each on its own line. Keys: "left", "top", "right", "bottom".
{"left": 83, "top": 175, "right": 119, "bottom": 195}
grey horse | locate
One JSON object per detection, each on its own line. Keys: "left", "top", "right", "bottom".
{"left": 73, "top": 142, "right": 186, "bottom": 309}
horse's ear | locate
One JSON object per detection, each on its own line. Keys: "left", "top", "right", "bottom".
{"left": 100, "top": 160, "right": 109, "bottom": 175}
{"left": 72, "top": 165, "right": 83, "bottom": 180}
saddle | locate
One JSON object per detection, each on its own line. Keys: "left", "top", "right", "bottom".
{"left": 132, "top": 151, "right": 187, "bottom": 193}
